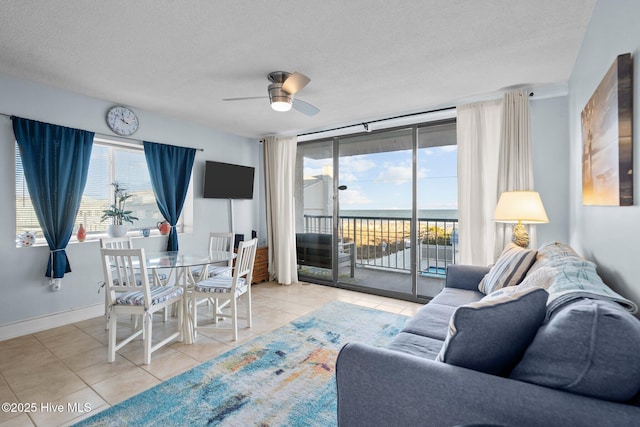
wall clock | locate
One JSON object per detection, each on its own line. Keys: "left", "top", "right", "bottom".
{"left": 106, "top": 105, "right": 139, "bottom": 136}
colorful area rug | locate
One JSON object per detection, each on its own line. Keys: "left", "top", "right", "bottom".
{"left": 76, "top": 301, "right": 409, "bottom": 426}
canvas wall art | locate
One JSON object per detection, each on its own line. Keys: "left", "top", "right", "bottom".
{"left": 581, "top": 53, "right": 633, "bottom": 206}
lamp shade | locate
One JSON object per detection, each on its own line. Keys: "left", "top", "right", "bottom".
{"left": 494, "top": 191, "right": 549, "bottom": 224}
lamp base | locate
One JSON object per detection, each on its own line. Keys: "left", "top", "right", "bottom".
{"left": 511, "top": 223, "right": 529, "bottom": 248}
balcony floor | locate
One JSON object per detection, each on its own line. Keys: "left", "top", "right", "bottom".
{"left": 298, "top": 263, "right": 445, "bottom": 299}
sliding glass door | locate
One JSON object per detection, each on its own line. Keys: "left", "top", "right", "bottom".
{"left": 416, "top": 123, "right": 458, "bottom": 298}
{"left": 337, "top": 128, "right": 414, "bottom": 295}
{"left": 296, "top": 120, "right": 457, "bottom": 302}
{"left": 295, "top": 139, "right": 335, "bottom": 283}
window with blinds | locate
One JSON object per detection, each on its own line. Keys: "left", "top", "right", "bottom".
{"left": 15, "top": 138, "right": 173, "bottom": 241}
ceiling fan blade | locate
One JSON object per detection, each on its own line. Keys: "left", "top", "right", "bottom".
{"left": 282, "top": 72, "right": 310, "bottom": 95}
{"left": 222, "top": 96, "right": 268, "bottom": 101}
{"left": 292, "top": 98, "right": 320, "bottom": 116}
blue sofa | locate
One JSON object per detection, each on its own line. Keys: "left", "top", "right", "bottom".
{"left": 336, "top": 243, "right": 640, "bottom": 427}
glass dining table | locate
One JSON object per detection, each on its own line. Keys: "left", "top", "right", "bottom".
{"left": 144, "top": 250, "right": 235, "bottom": 344}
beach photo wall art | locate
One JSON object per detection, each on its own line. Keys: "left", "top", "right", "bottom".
{"left": 581, "top": 52, "right": 633, "bottom": 206}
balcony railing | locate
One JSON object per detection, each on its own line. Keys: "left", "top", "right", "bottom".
{"left": 302, "top": 214, "right": 458, "bottom": 276}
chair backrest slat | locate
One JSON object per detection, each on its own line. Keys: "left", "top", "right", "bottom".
{"left": 208, "top": 232, "right": 234, "bottom": 268}
{"left": 100, "top": 248, "right": 152, "bottom": 308}
{"left": 233, "top": 238, "right": 258, "bottom": 287}
{"left": 100, "top": 236, "right": 133, "bottom": 250}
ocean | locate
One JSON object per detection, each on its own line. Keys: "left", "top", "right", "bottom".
{"left": 340, "top": 209, "right": 457, "bottom": 220}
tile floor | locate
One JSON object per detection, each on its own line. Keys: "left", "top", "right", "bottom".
{"left": 0, "top": 281, "right": 423, "bottom": 427}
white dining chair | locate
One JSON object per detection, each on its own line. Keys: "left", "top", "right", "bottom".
{"left": 191, "top": 238, "right": 257, "bottom": 341}
{"left": 100, "top": 237, "right": 134, "bottom": 329}
{"left": 100, "top": 236, "right": 133, "bottom": 250}
{"left": 99, "top": 237, "right": 170, "bottom": 329}
{"left": 100, "top": 247, "right": 183, "bottom": 364}
{"left": 191, "top": 232, "right": 235, "bottom": 311}
{"left": 192, "top": 232, "right": 234, "bottom": 281}
{"left": 101, "top": 237, "right": 169, "bottom": 285}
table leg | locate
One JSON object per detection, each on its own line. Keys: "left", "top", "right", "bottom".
{"left": 179, "top": 267, "right": 194, "bottom": 344}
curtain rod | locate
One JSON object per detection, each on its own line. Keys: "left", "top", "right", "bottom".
{"left": 286, "top": 88, "right": 536, "bottom": 141}
{"left": 0, "top": 112, "right": 204, "bottom": 152}
{"left": 296, "top": 105, "right": 456, "bottom": 138}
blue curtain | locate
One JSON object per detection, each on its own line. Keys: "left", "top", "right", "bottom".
{"left": 144, "top": 141, "right": 196, "bottom": 251}
{"left": 12, "top": 117, "right": 94, "bottom": 278}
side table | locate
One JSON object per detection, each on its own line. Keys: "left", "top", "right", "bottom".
{"left": 235, "top": 246, "right": 269, "bottom": 284}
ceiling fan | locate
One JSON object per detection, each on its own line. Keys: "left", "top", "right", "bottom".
{"left": 223, "top": 71, "right": 320, "bottom": 116}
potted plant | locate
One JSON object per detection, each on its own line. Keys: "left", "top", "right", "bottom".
{"left": 101, "top": 181, "right": 138, "bottom": 237}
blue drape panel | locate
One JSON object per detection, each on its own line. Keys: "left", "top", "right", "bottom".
{"left": 12, "top": 117, "right": 94, "bottom": 278}
{"left": 143, "top": 141, "right": 196, "bottom": 251}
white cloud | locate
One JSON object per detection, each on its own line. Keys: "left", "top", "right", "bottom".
{"left": 304, "top": 167, "right": 325, "bottom": 177}
{"left": 376, "top": 162, "right": 427, "bottom": 184}
{"left": 339, "top": 172, "right": 359, "bottom": 183}
{"left": 340, "top": 157, "right": 376, "bottom": 173}
{"left": 339, "top": 189, "right": 372, "bottom": 206}
{"left": 303, "top": 158, "right": 332, "bottom": 178}
{"left": 421, "top": 145, "right": 457, "bottom": 157}
{"left": 334, "top": 156, "right": 378, "bottom": 185}
{"left": 439, "top": 145, "right": 458, "bottom": 153}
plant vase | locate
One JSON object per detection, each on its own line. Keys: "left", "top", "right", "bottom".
{"left": 107, "top": 224, "right": 128, "bottom": 238}
{"left": 157, "top": 221, "right": 171, "bottom": 235}
{"left": 101, "top": 182, "right": 138, "bottom": 237}
{"left": 77, "top": 223, "right": 86, "bottom": 242}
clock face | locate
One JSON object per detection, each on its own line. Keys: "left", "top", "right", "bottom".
{"left": 106, "top": 106, "right": 139, "bottom": 136}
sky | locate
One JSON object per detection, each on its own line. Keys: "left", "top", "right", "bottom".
{"left": 304, "top": 145, "right": 457, "bottom": 211}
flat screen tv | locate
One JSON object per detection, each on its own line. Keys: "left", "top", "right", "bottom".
{"left": 203, "top": 161, "right": 255, "bottom": 199}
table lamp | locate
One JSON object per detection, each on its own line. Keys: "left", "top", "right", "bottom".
{"left": 494, "top": 191, "right": 549, "bottom": 248}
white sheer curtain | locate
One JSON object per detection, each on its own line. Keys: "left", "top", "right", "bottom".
{"left": 264, "top": 135, "right": 298, "bottom": 285}
{"left": 457, "top": 99, "right": 504, "bottom": 266}
{"left": 495, "top": 90, "right": 535, "bottom": 257}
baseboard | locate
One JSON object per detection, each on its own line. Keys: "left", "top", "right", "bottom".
{"left": 0, "top": 303, "right": 104, "bottom": 341}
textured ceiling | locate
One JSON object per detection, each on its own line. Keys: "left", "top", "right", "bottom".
{"left": 0, "top": 1, "right": 596, "bottom": 139}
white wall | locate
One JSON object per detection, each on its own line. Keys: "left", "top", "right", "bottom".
{"left": 530, "top": 95, "right": 570, "bottom": 245}
{"left": 568, "top": 0, "right": 640, "bottom": 304}
{"left": 0, "top": 74, "right": 262, "bottom": 328}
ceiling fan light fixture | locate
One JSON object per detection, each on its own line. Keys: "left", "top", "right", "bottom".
{"left": 268, "top": 83, "right": 293, "bottom": 112}
{"left": 223, "top": 71, "right": 318, "bottom": 116}
{"left": 271, "top": 100, "right": 292, "bottom": 112}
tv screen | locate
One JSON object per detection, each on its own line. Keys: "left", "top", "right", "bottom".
{"left": 203, "top": 161, "right": 255, "bottom": 199}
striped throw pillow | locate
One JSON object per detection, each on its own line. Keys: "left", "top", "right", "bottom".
{"left": 478, "top": 243, "right": 537, "bottom": 294}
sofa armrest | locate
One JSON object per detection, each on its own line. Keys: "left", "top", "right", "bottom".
{"left": 445, "top": 264, "right": 490, "bottom": 291}
{"left": 336, "top": 343, "right": 640, "bottom": 427}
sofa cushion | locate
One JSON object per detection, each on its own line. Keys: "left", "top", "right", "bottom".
{"left": 402, "top": 303, "right": 456, "bottom": 341}
{"left": 510, "top": 298, "right": 640, "bottom": 402}
{"left": 430, "top": 288, "right": 485, "bottom": 307}
{"left": 445, "top": 264, "right": 491, "bottom": 291}
{"left": 436, "top": 287, "right": 548, "bottom": 375}
{"left": 478, "top": 243, "right": 537, "bottom": 294}
{"left": 115, "top": 285, "right": 184, "bottom": 306}
{"left": 387, "top": 332, "right": 443, "bottom": 360}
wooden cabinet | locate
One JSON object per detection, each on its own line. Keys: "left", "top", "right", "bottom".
{"left": 236, "top": 246, "right": 269, "bottom": 284}
{"left": 252, "top": 246, "right": 269, "bottom": 284}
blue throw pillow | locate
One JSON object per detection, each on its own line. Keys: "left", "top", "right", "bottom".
{"left": 436, "top": 287, "right": 548, "bottom": 375}
{"left": 510, "top": 298, "right": 640, "bottom": 401}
